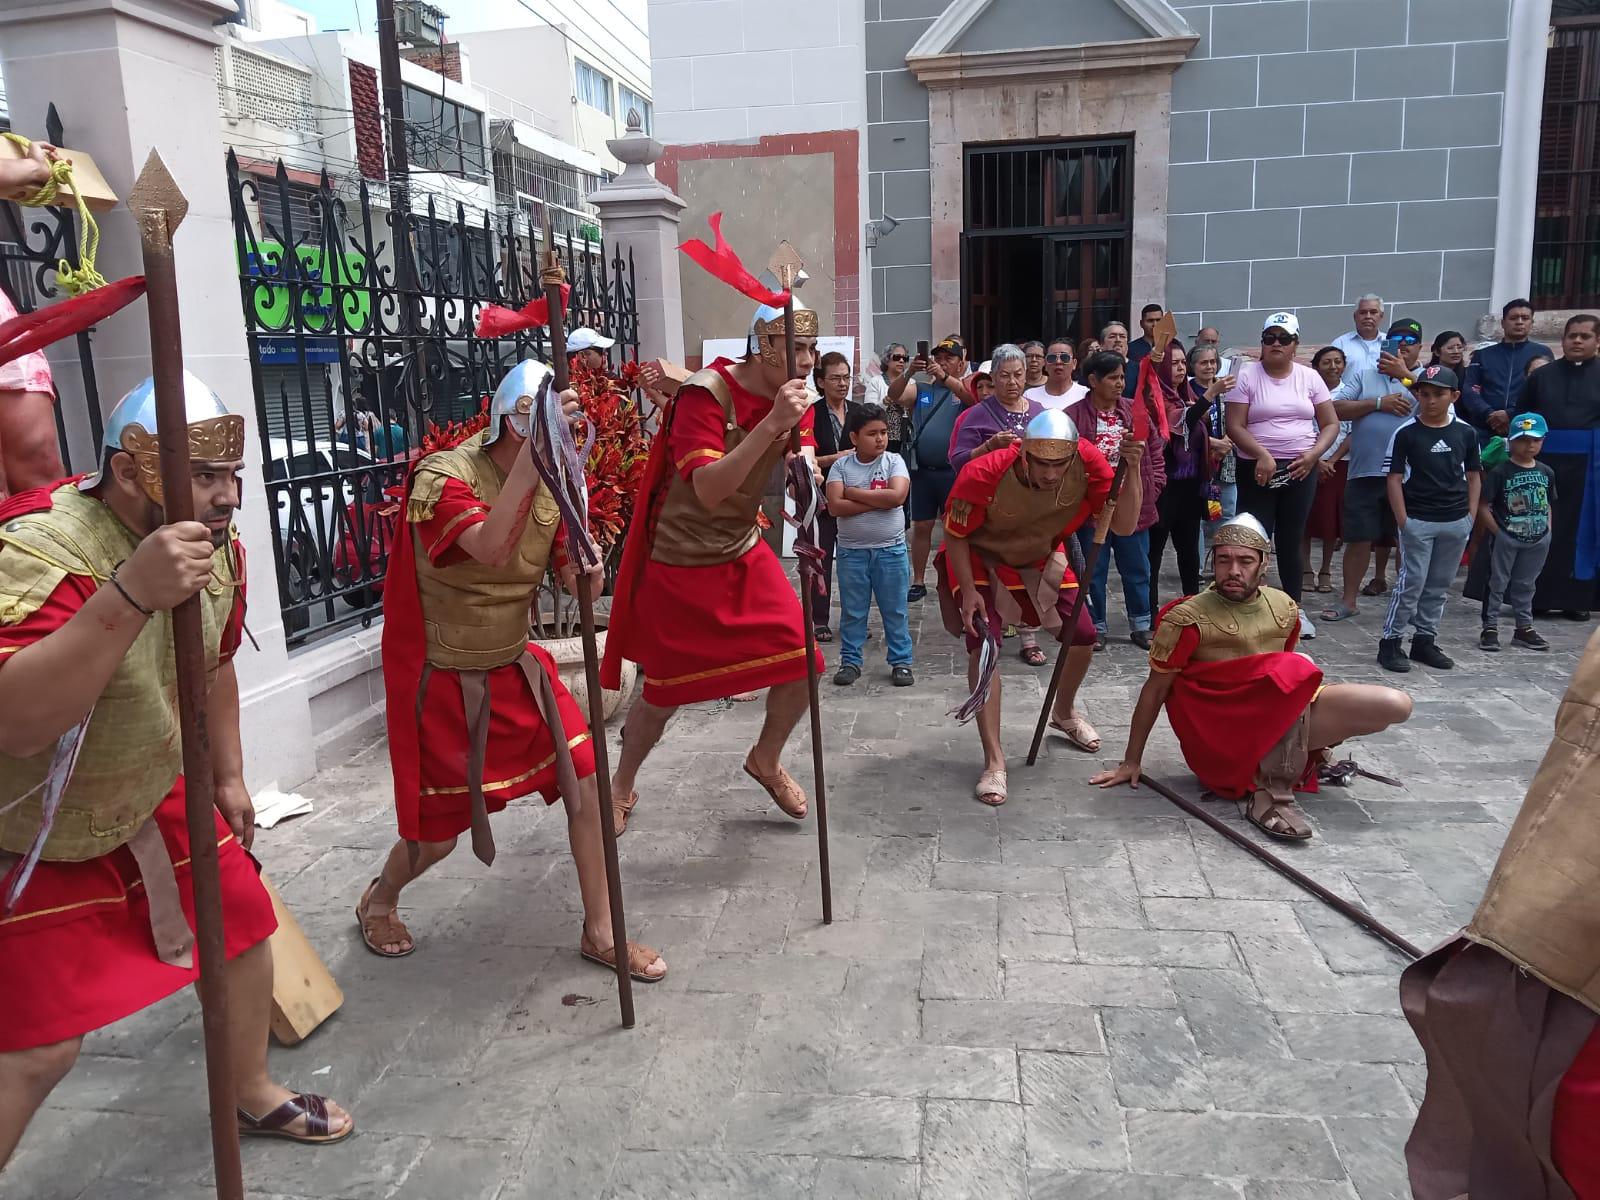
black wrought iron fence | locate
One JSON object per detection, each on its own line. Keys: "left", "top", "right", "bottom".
{"left": 0, "top": 103, "right": 106, "bottom": 477}
{"left": 227, "top": 150, "right": 638, "bottom": 647}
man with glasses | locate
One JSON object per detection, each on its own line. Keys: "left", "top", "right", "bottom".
{"left": 1332, "top": 295, "right": 1387, "bottom": 386}
{"left": 1025, "top": 338, "right": 1088, "bottom": 411}
{"left": 892, "top": 337, "right": 972, "bottom": 600}
{"left": 1320, "top": 319, "right": 1423, "bottom": 624}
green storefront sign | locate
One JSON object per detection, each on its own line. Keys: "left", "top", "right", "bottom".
{"left": 241, "top": 239, "right": 371, "bottom": 335}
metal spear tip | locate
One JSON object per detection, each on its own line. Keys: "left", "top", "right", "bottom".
{"left": 128, "top": 149, "right": 189, "bottom": 234}
{"left": 767, "top": 241, "right": 804, "bottom": 292}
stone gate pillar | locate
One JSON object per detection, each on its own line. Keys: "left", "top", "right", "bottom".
{"left": 0, "top": 0, "right": 318, "bottom": 789}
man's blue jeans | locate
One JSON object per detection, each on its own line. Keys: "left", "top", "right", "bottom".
{"left": 1077, "top": 527, "right": 1152, "bottom": 634}
{"left": 836, "top": 543, "right": 913, "bottom": 667}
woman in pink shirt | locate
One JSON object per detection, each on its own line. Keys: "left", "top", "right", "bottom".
{"left": 1224, "top": 313, "right": 1339, "bottom": 610}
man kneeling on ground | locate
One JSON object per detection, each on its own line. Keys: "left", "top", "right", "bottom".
{"left": 1091, "top": 514, "right": 1412, "bottom": 841}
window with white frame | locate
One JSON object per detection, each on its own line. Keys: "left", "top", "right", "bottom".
{"left": 575, "top": 60, "right": 613, "bottom": 116}
{"left": 618, "top": 85, "right": 652, "bottom": 133}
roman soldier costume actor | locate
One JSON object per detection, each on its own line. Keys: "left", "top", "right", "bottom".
{"left": 940, "top": 407, "right": 1142, "bottom": 806}
{"left": 1092, "top": 515, "right": 1413, "bottom": 841}
{"left": 358, "top": 359, "right": 665, "bottom": 983}
{"left": 601, "top": 297, "right": 821, "bottom": 832}
{"left": 1401, "top": 628, "right": 1600, "bottom": 1199}
{"left": 0, "top": 373, "right": 352, "bottom": 1164}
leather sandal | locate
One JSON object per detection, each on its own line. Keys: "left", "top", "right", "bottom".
{"left": 975, "top": 769, "right": 1007, "bottom": 807}
{"left": 580, "top": 932, "right": 667, "bottom": 982}
{"left": 356, "top": 878, "right": 414, "bottom": 958}
{"left": 742, "top": 752, "right": 808, "bottom": 819}
{"left": 1048, "top": 711, "right": 1101, "bottom": 754}
{"left": 238, "top": 1093, "right": 353, "bottom": 1145}
{"left": 613, "top": 790, "right": 640, "bottom": 836}
{"left": 1245, "top": 790, "right": 1313, "bottom": 841}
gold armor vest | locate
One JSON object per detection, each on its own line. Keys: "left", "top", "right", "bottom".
{"left": 408, "top": 432, "right": 561, "bottom": 671}
{"left": 0, "top": 486, "right": 237, "bottom": 861}
{"left": 1468, "top": 629, "right": 1600, "bottom": 1011}
{"left": 650, "top": 369, "right": 790, "bottom": 567}
{"left": 967, "top": 455, "right": 1089, "bottom": 567}
{"left": 1150, "top": 584, "right": 1297, "bottom": 664}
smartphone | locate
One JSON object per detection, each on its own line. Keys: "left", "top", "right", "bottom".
{"left": 1383, "top": 335, "right": 1402, "bottom": 359}
{"left": 1218, "top": 356, "right": 1234, "bottom": 377}
{"left": 916, "top": 340, "right": 930, "bottom": 360}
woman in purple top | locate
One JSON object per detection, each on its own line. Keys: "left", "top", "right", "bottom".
{"left": 1224, "top": 312, "right": 1341, "bottom": 612}
{"left": 1147, "top": 342, "right": 1211, "bottom": 613}
{"left": 946, "top": 344, "right": 1049, "bottom": 663}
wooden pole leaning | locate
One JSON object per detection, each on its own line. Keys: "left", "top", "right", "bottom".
{"left": 541, "top": 218, "right": 635, "bottom": 1028}
{"left": 769, "top": 243, "right": 832, "bottom": 924}
{"left": 129, "top": 150, "right": 245, "bottom": 1200}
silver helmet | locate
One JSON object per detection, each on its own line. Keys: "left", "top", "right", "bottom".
{"left": 1213, "top": 512, "right": 1272, "bottom": 555}
{"left": 81, "top": 370, "right": 245, "bottom": 505}
{"left": 1021, "top": 408, "right": 1079, "bottom": 455}
{"left": 746, "top": 293, "right": 820, "bottom": 367}
{"left": 485, "top": 358, "right": 554, "bottom": 446}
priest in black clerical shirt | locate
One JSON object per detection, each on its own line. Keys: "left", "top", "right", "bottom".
{"left": 1516, "top": 313, "right": 1600, "bottom": 617}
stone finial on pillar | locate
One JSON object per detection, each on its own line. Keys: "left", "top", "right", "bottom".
{"left": 589, "top": 113, "right": 687, "bottom": 367}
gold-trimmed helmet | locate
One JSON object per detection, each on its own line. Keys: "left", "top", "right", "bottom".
{"left": 81, "top": 371, "right": 246, "bottom": 505}
{"left": 485, "top": 358, "right": 554, "bottom": 447}
{"left": 1022, "top": 408, "right": 1079, "bottom": 457}
{"left": 1213, "top": 513, "right": 1272, "bottom": 555}
{"left": 747, "top": 294, "right": 819, "bottom": 367}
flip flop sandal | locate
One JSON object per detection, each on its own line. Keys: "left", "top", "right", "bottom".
{"left": 580, "top": 933, "right": 667, "bottom": 982}
{"left": 613, "top": 790, "right": 640, "bottom": 836}
{"left": 1320, "top": 604, "right": 1359, "bottom": 623}
{"left": 742, "top": 754, "right": 808, "bottom": 819}
{"left": 1315, "top": 572, "right": 1334, "bottom": 593}
{"left": 356, "top": 878, "right": 415, "bottom": 958}
{"left": 1246, "top": 792, "right": 1313, "bottom": 842}
{"left": 1048, "top": 713, "right": 1101, "bottom": 754}
{"left": 1020, "top": 643, "right": 1048, "bottom": 666}
{"left": 975, "top": 769, "right": 1007, "bottom": 806}
{"left": 1360, "top": 579, "right": 1389, "bottom": 597}
{"left": 238, "top": 1093, "right": 353, "bottom": 1145}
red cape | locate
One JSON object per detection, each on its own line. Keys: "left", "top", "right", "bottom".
{"left": 599, "top": 389, "right": 677, "bottom": 691}
{"left": 381, "top": 458, "right": 431, "bottom": 834}
{"left": 1162, "top": 636, "right": 1323, "bottom": 799}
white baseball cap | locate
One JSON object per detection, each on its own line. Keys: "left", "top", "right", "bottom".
{"left": 566, "top": 327, "right": 615, "bottom": 353}
{"left": 1261, "top": 312, "right": 1300, "bottom": 338}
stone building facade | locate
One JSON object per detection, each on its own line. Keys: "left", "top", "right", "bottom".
{"left": 652, "top": 0, "right": 1591, "bottom": 357}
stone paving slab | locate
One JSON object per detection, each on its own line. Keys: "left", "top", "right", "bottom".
{"left": 9, "top": 576, "right": 1594, "bottom": 1198}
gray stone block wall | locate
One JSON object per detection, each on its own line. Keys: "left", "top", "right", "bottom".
{"left": 865, "top": 0, "right": 1511, "bottom": 353}
{"left": 1168, "top": 0, "right": 1509, "bottom": 347}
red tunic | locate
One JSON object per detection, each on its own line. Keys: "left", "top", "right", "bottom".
{"left": 934, "top": 443, "right": 1111, "bottom": 650}
{"left": 0, "top": 558, "right": 275, "bottom": 1052}
{"left": 384, "top": 474, "right": 595, "bottom": 843}
{"left": 603, "top": 359, "right": 822, "bottom": 706}
{"left": 1150, "top": 599, "right": 1323, "bottom": 799}
{"left": 1555, "top": 1024, "right": 1600, "bottom": 1196}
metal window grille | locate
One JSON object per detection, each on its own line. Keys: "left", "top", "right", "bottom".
{"left": 1532, "top": 16, "right": 1600, "bottom": 309}
{"left": 962, "top": 138, "right": 1133, "bottom": 356}
{"left": 228, "top": 150, "right": 639, "bottom": 648}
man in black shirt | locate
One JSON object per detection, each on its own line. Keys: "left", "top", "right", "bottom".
{"left": 1379, "top": 364, "right": 1481, "bottom": 672}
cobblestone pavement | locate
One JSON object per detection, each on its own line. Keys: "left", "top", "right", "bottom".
{"left": 11, "top": 575, "right": 1593, "bottom": 1200}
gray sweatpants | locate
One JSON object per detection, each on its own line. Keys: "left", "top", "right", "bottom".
{"left": 1383, "top": 514, "right": 1472, "bottom": 640}
{"left": 1481, "top": 530, "right": 1552, "bottom": 631}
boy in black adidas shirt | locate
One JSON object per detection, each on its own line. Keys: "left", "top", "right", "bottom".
{"left": 1379, "top": 364, "right": 1481, "bottom": 672}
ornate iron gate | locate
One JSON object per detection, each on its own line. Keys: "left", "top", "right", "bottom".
{"left": 227, "top": 150, "right": 638, "bottom": 647}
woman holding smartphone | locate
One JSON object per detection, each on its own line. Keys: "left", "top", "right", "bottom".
{"left": 1224, "top": 313, "right": 1340, "bottom": 630}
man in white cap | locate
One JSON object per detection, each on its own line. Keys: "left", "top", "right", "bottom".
{"left": 940, "top": 407, "right": 1142, "bottom": 806}
{"left": 359, "top": 359, "right": 666, "bottom": 983}
{"left": 0, "top": 372, "right": 354, "bottom": 1159}
{"left": 1093, "top": 514, "right": 1412, "bottom": 841}
{"left": 565, "top": 326, "right": 615, "bottom": 374}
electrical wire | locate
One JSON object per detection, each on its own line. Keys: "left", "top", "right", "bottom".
{"left": 506, "top": 0, "right": 650, "bottom": 97}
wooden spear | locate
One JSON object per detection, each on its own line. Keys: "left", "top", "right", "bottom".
{"left": 128, "top": 150, "right": 245, "bottom": 1200}
{"left": 769, "top": 242, "right": 832, "bottom": 925}
{"left": 539, "top": 217, "right": 635, "bottom": 1027}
